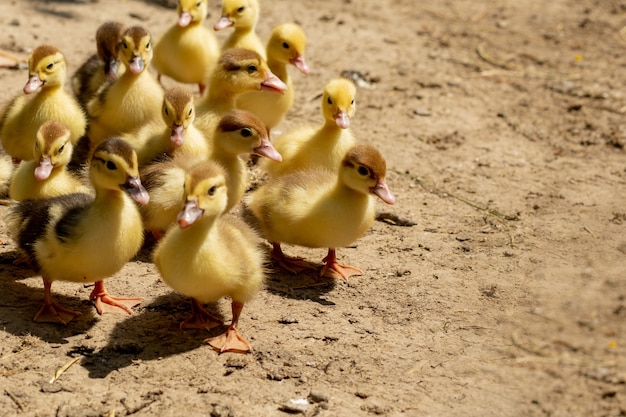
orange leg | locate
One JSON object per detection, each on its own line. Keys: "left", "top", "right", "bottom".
{"left": 198, "top": 83, "right": 206, "bottom": 96}
{"left": 89, "top": 280, "right": 142, "bottom": 315}
{"left": 33, "top": 279, "right": 81, "bottom": 325}
{"left": 205, "top": 301, "right": 251, "bottom": 354}
{"left": 180, "top": 298, "right": 223, "bottom": 330}
{"left": 271, "top": 242, "right": 315, "bottom": 274}
{"left": 320, "top": 248, "right": 363, "bottom": 280}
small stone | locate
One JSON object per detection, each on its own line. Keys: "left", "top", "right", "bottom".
{"left": 308, "top": 390, "right": 330, "bottom": 403}
{"left": 413, "top": 107, "right": 431, "bottom": 116}
{"left": 211, "top": 403, "right": 234, "bottom": 417}
{"left": 280, "top": 398, "right": 309, "bottom": 413}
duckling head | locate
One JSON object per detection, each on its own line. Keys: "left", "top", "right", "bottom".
{"left": 96, "top": 21, "right": 125, "bottom": 79}
{"left": 33, "top": 121, "right": 73, "bottom": 181}
{"left": 162, "top": 86, "right": 195, "bottom": 147}
{"left": 341, "top": 144, "right": 395, "bottom": 205}
{"left": 214, "top": 0, "right": 259, "bottom": 31}
{"left": 177, "top": 161, "right": 228, "bottom": 229}
{"left": 267, "top": 23, "right": 310, "bottom": 74}
{"left": 23, "top": 45, "right": 66, "bottom": 94}
{"left": 119, "top": 26, "right": 153, "bottom": 75}
{"left": 214, "top": 48, "right": 287, "bottom": 96}
{"left": 177, "top": 0, "right": 208, "bottom": 27}
{"left": 216, "top": 109, "right": 282, "bottom": 161}
{"left": 90, "top": 137, "right": 150, "bottom": 204}
{"left": 322, "top": 78, "right": 357, "bottom": 129}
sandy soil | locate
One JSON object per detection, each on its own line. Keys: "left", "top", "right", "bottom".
{"left": 0, "top": 0, "right": 625, "bottom": 416}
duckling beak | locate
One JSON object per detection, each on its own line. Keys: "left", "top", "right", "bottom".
{"left": 171, "top": 124, "right": 185, "bottom": 147}
{"left": 214, "top": 16, "right": 233, "bottom": 31}
{"left": 290, "top": 54, "right": 310, "bottom": 75}
{"left": 371, "top": 180, "right": 395, "bottom": 205}
{"left": 334, "top": 110, "right": 350, "bottom": 129}
{"left": 128, "top": 55, "right": 145, "bottom": 74}
{"left": 34, "top": 156, "right": 53, "bottom": 181}
{"left": 23, "top": 74, "right": 43, "bottom": 94}
{"left": 260, "top": 71, "right": 288, "bottom": 95}
{"left": 177, "top": 197, "right": 203, "bottom": 229}
{"left": 123, "top": 176, "right": 150, "bottom": 205}
{"left": 178, "top": 11, "right": 192, "bottom": 27}
{"left": 254, "top": 138, "right": 282, "bottom": 162}
{"left": 104, "top": 58, "right": 119, "bottom": 79}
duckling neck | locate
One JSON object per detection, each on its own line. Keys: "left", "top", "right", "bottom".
{"left": 266, "top": 57, "right": 288, "bottom": 82}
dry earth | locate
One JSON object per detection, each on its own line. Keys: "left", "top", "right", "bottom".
{"left": 0, "top": 0, "right": 625, "bottom": 416}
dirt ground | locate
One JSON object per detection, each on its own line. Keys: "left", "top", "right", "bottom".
{"left": 0, "top": 0, "right": 625, "bottom": 416}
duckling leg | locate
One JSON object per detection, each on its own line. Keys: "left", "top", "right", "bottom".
{"left": 89, "top": 281, "right": 142, "bottom": 315}
{"left": 320, "top": 248, "right": 363, "bottom": 280}
{"left": 180, "top": 298, "right": 223, "bottom": 330}
{"left": 271, "top": 242, "right": 315, "bottom": 274}
{"left": 198, "top": 83, "right": 206, "bottom": 96}
{"left": 34, "top": 279, "right": 82, "bottom": 325}
{"left": 205, "top": 301, "right": 251, "bottom": 354}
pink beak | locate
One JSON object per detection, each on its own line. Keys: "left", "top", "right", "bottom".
{"left": 178, "top": 11, "right": 192, "bottom": 27}
{"left": 260, "top": 71, "right": 288, "bottom": 94}
{"left": 34, "top": 156, "right": 53, "bottom": 181}
{"left": 254, "top": 138, "right": 282, "bottom": 162}
{"left": 24, "top": 74, "right": 43, "bottom": 94}
{"left": 128, "top": 55, "right": 145, "bottom": 74}
{"left": 371, "top": 181, "right": 395, "bottom": 205}
{"left": 290, "top": 54, "right": 310, "bottom": 75}
{"left": 177, "top": 197, "right": 203, "bottom": 229}
{"left": 335, "top": 110, "right": 350, "bottom": 129}
{"left": 171, "top": 124, "right": 185, "bottom": 147}
{"left": 214, "top": 16, "right": 233, "bottom": 31}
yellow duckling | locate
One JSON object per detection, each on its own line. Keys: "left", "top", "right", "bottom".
{"left": 130, "top": 86, "right": 210, "bottom": 166}
{"left": 213, "top": 0, "right": 265, "bottom": 59}
{"left": 260, "top": 77, "right": 357, "bottom": 178}
{"left": 194, "top": 48, "right": 287, "bottom": 142}
{"left": 236, "top": 22, "right": 310, "bottom": 134}
{"left": 72, "top": 21, "right": 125, "bottom": 110}
{"left": 0, "top": 45, "right": 87, "bottom": 162}
{"left": 245, "top": 143, "right": 395, "bottom": 279}
{"left": 87, "top": 26, "right": 164, "bottom": 147}
{"left": 9, "top": 121, "right": 91, "bottom": 201}
{"left": 139, "top": 109, "right": 281, "bottom": 237}
{"left": 0, "top": 148, "right": 13, "bottom": 198}
{"left": 6, "top": 137, "right": 150, "bottom": 324}
{"left": 154, "top": 160, "right": 265, "bottom": 353}
{"left": 152, "top": 0, "right": 221, "bottom": 95}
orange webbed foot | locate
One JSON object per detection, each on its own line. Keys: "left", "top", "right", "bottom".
{"left": 89, "top": 281, "right": 142, "bottom": 315}
{"left": 180, "top": 299, "right": 223, "bottom": 330}
{"left": 34, "top": 302, "right": 81, "bottom": 325}
{"left": 320, "top": 249, "right": 363, "bottom": 279}
{"left": 205, "top": 326, "right": 251, "bottom": 354}
{"left": 271, "top": 243, "right": 315, "bottom": 274}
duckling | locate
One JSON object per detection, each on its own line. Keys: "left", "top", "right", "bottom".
{"left": 6, "top": 137, "right": 150, "bottom": 324}
{"left": 0, "top": 148, "right": 13, "bottom": 198}
{"left": 245, "top": 143, "right": 395, "bottom": 279}
{"left": 87, "top": 26, "right": 164, "bottom": 147}
{"left": 214, "top": 0, "right": 265, "bottom": 59}
{"left": 194, "top": 48, "right": 287, "bottom": 142}
{"left": 236, "top": 22, "right": 310, "bottom": 133}
{"left": 152, "top": 0, "right": 221, "bottom": 95}
{"left": 139, "top": 109, "right": 281, "bottom": 237}
{"left": 154, "top": 160, "right": 265, "bottom": 353}
{"left": 130, "top": 86, "right": 210, "bottom": 166}
{"left": 72, "top": 21, "right": 125, "bottom": 110}
{"left": 259, "top": 77, "right": 356, "bottom": 178}
{"left": 9, "top": 121, "right": 91, "bottom": 201}
{"left": 0, "top": 45, "right": 87, "bottom": 162}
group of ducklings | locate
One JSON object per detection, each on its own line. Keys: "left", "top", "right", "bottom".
{"left": 0, "top": 0, "right": 395, "bottom": 354}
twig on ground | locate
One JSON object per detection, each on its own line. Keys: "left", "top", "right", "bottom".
{"left": 375, "top": 211, "right": 416, "bottom": 227}
{"left": 5, "top": 389, "right": 25, "bottom": 412}
{"left": 49, "top": 356, "right": 80, "bottom": 384}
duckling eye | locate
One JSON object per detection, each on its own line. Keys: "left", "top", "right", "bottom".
{"left": 357, "top": 166, "right": 370, "bottom": 176}
{"left": 207, "top": 186, "right": 217, "bottom": 196}
{"left": 282, "top": 42, "right": 290, "bottom": 49}
{"left": 106, "top": 160, "right": 117, "bottom": 170}
{"left": 122, "top": 41, "right": 128, "bottom": 49}
{"left": 351, "top": 99, "right": 355, "bottom": 105}
{"left": 196, "top": 1, "right": 201, "bottom": 6}
{"left": 247, "top": 64, "right": 258, "bottom": 73}
{"left": 58, "top": 144, "right": 65, "bottom": 154}
{"left": 240, "top": 128, "right": 252, "bottom": 137}
{"left": 237, "top": 6, "right": 245, "bottom": 13}
{"left": 164, "top": 107, "right": 169, "bottom": 116}
{"left": 46, "top": 62, "right": 54, "bottom": 70}
{"left": 145, "top": 41, "right": 152, "bottom": 49}
{"left": 327, "top": 97, "right": 333, "bottom": 105}
{"left": 188, "top": 108, "right": 193, "bottom": 116}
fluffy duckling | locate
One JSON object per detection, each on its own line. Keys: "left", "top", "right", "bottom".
{"left": 9, "top": 121, "right": 90, "bottom": 201}
{"left": 214, "top": 0, "right": 265, "bottom": 59}
{"left": 0, "top": 45, "right": 87, "bottom": 162}
{"left": 72, "top": 21, "right": 125, "bottom": 110}
{"left": 139, "top": 109, "right": 281, "bottom": 237}
{"left": 0, "top": 148, "right": 13, "bottom": 198}
{"left": 194, "top": 48, "right": 287, "bottom": 142}
{"left": 130, "top": 86, "right": 210, "bottom": 166}
{"left": 245, "top": 143, "right": 395, "bottom": 279}
{"left": 153, "top": 0, "right": 221, "bottom": 95}
{"left": 87, "top": 26, "right": 164, "bottom": 147}
{"left": 7, "top": 137, "right": 150, "bottom": 324}
{"left": 260, "top": 77, "right": 357, "bottom": 178}
{"left": 237, "top": 22, "right": 310, "bottom": 133}
{"left": 154, "top": 160, "right": 265, "bottom": 353}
